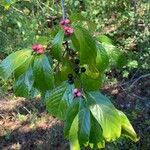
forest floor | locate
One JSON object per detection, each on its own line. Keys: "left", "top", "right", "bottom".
{"left": 0, "top": 77, "right": 150, "bottom": 150}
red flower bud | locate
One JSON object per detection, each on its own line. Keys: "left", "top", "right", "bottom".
{"left": 32, "top": 44, "right": 45, "bottom": 54}
{"left": 60, "top": 20, "right": 65, "bottom": 26}
{"left": 60, "top": 19, "right": 71, "bottom": 26}
{"left": 64, "top": 19, "right": 71, "bottom": 24}
{"left": 32, "top": 44, "right": 38, "bottom": 51}
{"left": 63, "top": 26, "right": 74, "bottom": 36}
{"left": 60, "top": 19, "right": 73, "bottom": 36}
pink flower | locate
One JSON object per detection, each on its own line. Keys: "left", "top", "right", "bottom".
{"left": 32, "top": 44, "right": 45, "bottom": 54}
{"left": 73, "top": 88, "right": 82, "bottom": 98}
{"left": 73, "top": 88, "right": 78, "bottom": 95}
{"left": 76, "top": 92, "right": 82, "bottom": 97}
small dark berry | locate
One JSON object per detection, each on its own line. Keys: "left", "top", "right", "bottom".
{"left": 81, "top": 67, "right": 86, "bottom": 73}
{"left": 74, "top": 59, "right": 80, "bottom": 64}
{"left": 68, "top": 79, "right": 74, "bottom": 84}
{"left": 68, "top": 73, "right": 73, "bottom": 79}
{"left": 74, "top": 67, "right": 80, "bottom": 74}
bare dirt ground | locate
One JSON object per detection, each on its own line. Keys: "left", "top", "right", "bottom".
{"left": 0, "top": 96, "right": 69, "bottom": 150}
{"left": 0, "top": 77, "right": 150, "bottom": 150}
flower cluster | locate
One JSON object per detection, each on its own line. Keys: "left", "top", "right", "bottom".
{"left": 32, "top": 44, "right": 45, "bottom": 54}
{"left": 60, "top": 19, "right": 74, "bottom": 36}
{"left": 73, "top": 88, "right": 82, "bottom": 98}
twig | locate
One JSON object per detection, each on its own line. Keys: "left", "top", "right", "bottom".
{"left": 0, "top": 114, "right": 5, "bottom": 119}
{"left": 39, "top": 1, "right": 54, "bottom": 11}
{"left": 120, "top": 86, "right": 148, "bottom": 101}
{"left": 130, "top": 68, "right": 140, "bottom": 81}
{"left": 132, "top": 93, "right": 149, "bottom": 101}
{"left": 23, "top": 106, "right": 31, "bottom": 115}
{"left": 130, "top": 73, "right": 150, "bottom": 87}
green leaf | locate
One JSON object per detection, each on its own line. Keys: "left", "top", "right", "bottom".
{"left": 116, "top": 53, "right": 127, "bottom": 68}
{"left": 64, "top": 99, "right": 80, "bottom": 138}
{"left": 51, "top": 30, "right": 64, "bottom": 61}
{"left": 97, "top": 35, "right": 113, "bottom": 45}
{"left": 35, "top": 36, "right": 49, "bottom": 46}
{"left": 46, "top": 82, "right": 74, "bottom": 120}
{"left": 73, "top": 27, "right": 97, "bottom": 66}
{"left": 65, "top": 98, "right": 91, "bottom": 149}
{"left": 101, "top": 43, "right": 121, "bottom": 64}
{"left": 14, "top": 55, "right": 33, "bottom": 79}
{"left": 70, "top": 12, "right": 88, "bottom": 22}
{"left": 0, "top": 49, "right": 32, "bottom": 80}
{"left": 97, "top": 34, "right": 126, "bottom": 68}
{"left": 0, "top": 0, "right": 16, "bottom": 9}
{"left": 71, "top": 34, "right": 80, "bottom": 51}
{"left": 89, "top": 113, "right": 105, "bottom": 149}
{"left": 33, "top": 54, "right": 54, "bottom": 92}
{"left": 96, "top": 44, "right": 109, "bottom": 72}
{"left": 78, "top": 99, "right": 91, "bottom": 146}
{"left": 69, "top": 116, "right": 80, "bottom": 150}
{"left": 118, "top": 110, "right": 139, "bottom": 142}
{"left": 85, "top": 65, "right": 100, "bottom": 79}
{"left": 70, "top": 12, "right": 96, "bottom": 32}
{"left": 81, "top": 74, "right": 102, "bottom": 91}
{"left": 14, "top": 67, "right": 34, "bottom": 98}
{"left": 54, "top": 58, "right": 75, "bottom": 86}
{"left": 88, "top": 91, "right": 121, "bottom": 141}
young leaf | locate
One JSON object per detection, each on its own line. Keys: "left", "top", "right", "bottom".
{"left": 0, "top": 49, "right": 32, "bottom": 80}
{"left": 73, "top": 26, "right": 97, "bottom": 66}
{"left": 33, "top": 54, "right": 54, "bottom": 92}
{"left": 14, "top": 67, "right": 34, "bottom": 98}
{"left": 78, "top": 99, "right": 91, "bottom": 146}
{"left": 46, "top": 82, "right": 74, "bottom": 120}
{"left": 88, "top": 91, "right": 121, "bottom": 141}
{"left": 118, "top": 110, "right": 139, "bottom": 142}
{"left": 51, "top": 30, "right": 64, "bottom": 61}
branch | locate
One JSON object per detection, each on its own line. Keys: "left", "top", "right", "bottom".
{"left": 61, "top": 0, "right": 66, "bottom": 19}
